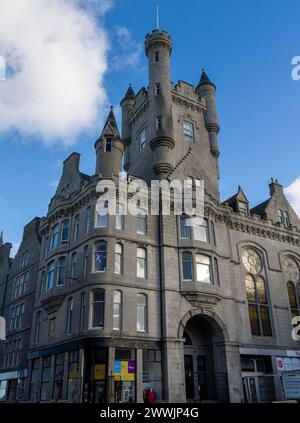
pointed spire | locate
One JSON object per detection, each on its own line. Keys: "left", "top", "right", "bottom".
{"left": 99, "top": 106, "right": 120, "bottom": 140}
{"left": 0, "top": 230, "right": 3, "bottom": 247}
{"left": 124, "top": 84, "right": 135, "bottom": 100}
{"left": 198, "top": 69, "right": 216, "bottom": 89}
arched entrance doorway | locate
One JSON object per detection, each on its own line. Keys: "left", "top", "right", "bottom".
{"left": 182, "top": 314, "right": 229, "bottom": 402}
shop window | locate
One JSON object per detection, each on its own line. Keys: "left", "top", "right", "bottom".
{"left": 40, "top": 356, "right": 51, "bottom": 401}
{"left": 67, "top": 351, "right": 79, "bottom": 402}
{"left": 53, "top": 354, "right": 64, "bottom": 401}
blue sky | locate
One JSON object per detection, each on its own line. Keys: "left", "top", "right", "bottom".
{"left": 0, "top": 0, "right": 299, "bottom": 255}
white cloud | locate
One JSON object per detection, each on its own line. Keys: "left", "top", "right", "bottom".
{"left": 0, "top": 0, "right": 113, "bottom": 145}
{"left": 284, "top": 177, "right": 300, "bottom": 217}
{"left": 110, "top": 25, "right": 143, "bottom": 70}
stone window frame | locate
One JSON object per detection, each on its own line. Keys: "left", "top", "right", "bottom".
{"left": 180, "top": 249, "right": 220, "bottom": 286}
{"left": 281, "top": 255, "right": 300, "bottom": 320}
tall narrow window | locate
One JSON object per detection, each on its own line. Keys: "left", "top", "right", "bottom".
{"left": 137, "top": 212, "right": 147, "bottom": 235}
{"left": 74, "top": 215, "right": 80, "bottom": 241}
{"left": 210, "top": 221, "right": 216, "bottom": 245}
{"left": 83, "top": 245, "right": 89, "bottom": 277}
{"left": 56, "top": 257, "right": 66, "bottom": 286}
{"left": 71, "top": 252, "right": 77, "bottom": 279}
{"left": 91, "top": 290, "right": 105, "bottom": 328}
{"left": 139, "top": 128, "right": 146, "bottom": 151}
{"left": 104, "top": 137, "right": 112, "bottom": 152}
{"left": 238, "top": 201, "right": 248, "bottom": 216}
{"left": 39, "top": 271, "right": 45, "bottom": 298}
{"left": 193, "top": 218, "right": 209, "bottom": 242}
{"left": 283, "top": 211, "right": 290, "bottom": 227}
{"left": 41, "top": 357, "right": 51, "bottom": 401}
{"left": 180, "top": 215, "right": 191, "bottom": 239}
{"left": 67, "top": 298, "right": 73, "bottom": 335}
{"left": 137, "top": 294, "right": 147, "bottom": 332}
{"left": 196, "top": 254, "right": 212, "bottom": 284}
{"left": 35, "top": 311, "right": 41, "bottom": 344}
{"left": 213, "top": 257, "right": 220, "bottom": 285}
{"left": 79, "top": 292, "right": 85, "bottom": 332}
{"left": 115, "top": 243, "right": 123, "bottom": 274}
{"left": 53, "top": 354, "right": 64, "bottom": 401}
{"left": 86, "top": 206, "right": 91, "bottom": 233}
{"left": 156, "top": 116, "right": 162, "bottom": 131}
{"left": 287, "top": 282, "right": 299, "bottom": 319}
{"left": 116, "top": 203, "right": 125, "bottom": 230}
{"left": 94, "top": 241, "right": 107, "bottom": 272}
{"left": 61, "top": 220, "right": 69, "bottom": 244}
{"left": 113, "top": 290, "right": 122, "bottom": 330}
{"left": 96, "top": 201, "right": 108, "bottom": 228}
{"left": 245, "top": 274, "right": 272, "bottom": 337}
{"left": 137, "top": 247, "right": 147, "bottom": 278}
{"left": 44, "top": 237, "right": 49, "bottom": 259}
{"left": 182, "top": 252, "right": 193, "bottom": 281}
{"left": 183, "top": 121, "right": 194, "bottom": 142}
{"left": 47, "top": 261, "right": 55, "bottom": 290}
{"left": 154, "top": 51, "right": 159, "bottom": 62}
{"left": 51, "top": 224, "right": 59, "bottom": 250}
{"left": 155, "top": 83, "right": 161, "bottom": 95}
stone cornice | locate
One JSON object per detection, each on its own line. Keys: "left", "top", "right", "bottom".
{"left": 172, "top": 94, "right": 206, "bottom": 113}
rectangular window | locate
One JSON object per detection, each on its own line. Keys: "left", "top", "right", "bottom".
{"left": 83, "top": 245, "right": 89, "bottom": 277}
{"left": 182, "top": 252, "right": 193, "bottom": 281}
{"left": 196, "top": 254, "right": 212, "bottom": 284}
{"left": 29, "top": 359, "right": 39, "bottom": 401}
{"left": 47, "top": 261, "right": 55, "bottom": 290}
{"left": 74, "top": 215, "right": 80, "bottom": 241}
{"left": 115, "top": 243, "right": 123, "bottom": 274}
{"left": 48, "top": 317, "right": 56, "bottom": 336}
{"left": 61, "top": 220, "right": 69, "bottom": 244}
{"left": 213, "top": 258, "right": 220, "bottom": 285}
{"left": 71, "top": 253, "right": 77, "bottom": 279}
{"left": 39, "top": 272, "right": 45, "bottom": 298}
{"left": 155, "top": 83, "right": 161, "bottom": 95}
{"left": 53, "top": 354, "right": 64, "bottom": 401}
{"left": 193, "top": 217, "right": 209, "bottom": 242}
{"left": 180, "top": 216, "right": 191, "bottom": 239}
{"left": 113, "top": 290, "right": 122, "bottom": 330}
{"left": 51, "top": 224, "right": 59, "bottom": 250}
{"left": 154, "top": 51, "right": 159, "bottom": 62}
{"left": 238, "top": 201, "right": 248, "bottom": 215}
{"left": 96, "top": 201, "right": 108, "bottom": 228}
{"left": 156, "top": 116, "right": 162, "bottom": 131}
{"left": 137, "top": 213, "right": 147, "bottom": 235}
{"left": 137, "top": 248, "right": 147, "bottom": 278}
{"left": 91, "top": 290, "right": 105, "bottom": 328}
{"left": 137, "top": 294, "right": 147, "bottom": 332}
{"left": 86, "top": 206, "right": 91, "bottom": 233}
{"left": 116, "top": 203, "right": 125, "bottom": 230}
{"left": 20, "top": 251, "right": 28, "bottom": 269}
{"left": 104, "top": 138, "right": 112, "bottom": 152}
{"left": 79, "top": 292, "right": 85, "bottom": 332}
{"left": 139, "top": 128, "right": 146, "bottom": 151}
{"left": 41, "top": 356, "right": 51, "bottom": 401}
{"left": 283, "top": 211, "right": 290, "bottom": 227}
{"left": 44, "top": 237, "right": 49, "bottom": 260}
{"left": 67, "top": 351, "right": 79, "bottom": 401}
{"left": 94, "top": 242, "right": 107, "bottom": 272}
{"left": 183, "top": 121, "right": 194, "bottom": 141}
{"left": 67, "top": 298, "right": 73, "bottom": 335}
{"left": 57, "top": 257, "right": 66, "bottom": 285}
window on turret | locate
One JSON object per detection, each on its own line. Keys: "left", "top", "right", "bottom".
{"left": 154, "top": 51, "right": 159, "bottom": 62}
{"left": 155, "top": 83, "right": 161, "bottom": 95}
{"left": 156, "top": 116, "right": 162, "bottom": 131}
{"left": 139, "top": 129, "right": 146, "bottom": 151}
{"left": 183, "top": 122, "right": 194, "bottom": 142}
{"left": 104, "top": 138, "right": 112, "bottom": 152}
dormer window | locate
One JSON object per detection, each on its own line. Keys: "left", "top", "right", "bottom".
{"left": 104, "top": 138, "right": 112, "bottom": 152}
{"left": 238, "top": 201, "right": 248, "bottom": 216}
{"left": 278, "top": 209, "right": 290, "bottom": 227}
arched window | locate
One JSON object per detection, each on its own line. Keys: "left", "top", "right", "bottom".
{"left": 245, "top": 274, "right": 271, "bottom": 336}
{"left": 91, "top": 290, "right": 105, "bottom": 328}
{"left": 113, "top": 290, "right": 122, "bottom": 330}
{"left": 94, "top": 241, "right": 107, "bottom": 272}
{"left": 242, "top": 248, "right": 272, "bottom": 337}
{"left": 287, "top": 282, "right": 299, "bottom": 319}
{"left": 182, "top": 251, "right": 193, "bottom": 281}
{"left": 137, "top": 247, "right": 147, "bottom": 278}
{"left": 137, "top": 294, "right": 147, "bottom": 332}
{"left": 96, "top": 201, "right": 108, "bottom": 228}
{"left": 115, "top": 243, "right": 123, "bottom": 274}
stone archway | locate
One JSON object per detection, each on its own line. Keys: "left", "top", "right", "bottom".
{"left": 180, "top": 311, "right": 229, "bottom": 402}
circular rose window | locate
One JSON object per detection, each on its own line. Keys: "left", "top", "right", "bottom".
{"left": 242, "top": 248, "right": 262, "bottom": 274}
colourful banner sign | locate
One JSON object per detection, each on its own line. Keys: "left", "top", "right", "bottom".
{"left": 94, "top": 364, "right": 106, "bottom": 381}
{"left": 114, "top": 360, "right": 135, "bottom": 381}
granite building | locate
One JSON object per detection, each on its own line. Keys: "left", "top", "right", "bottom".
{"left": 1, "top": 28, "right": 300, "bottom": 403}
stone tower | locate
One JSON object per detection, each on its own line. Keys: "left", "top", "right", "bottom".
{"left": 95, "top": 107, "right": 124, "bottom": 178}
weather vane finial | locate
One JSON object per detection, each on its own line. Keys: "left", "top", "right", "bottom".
{"left": 156, "top": 1, "right": 160, "bottom": 30}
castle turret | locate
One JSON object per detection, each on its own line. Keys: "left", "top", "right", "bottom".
{"left": 196, "top": 70, "right": 220, "bottom": 159}
{"left": 120, "top": 85, "right": 135, "bottom": 172}
{"left": 95, "top": 107, "right": 124, "bottom": 177}
{"left": 145, "top": 30, "right": 175, "bottom": 177}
